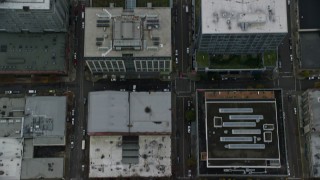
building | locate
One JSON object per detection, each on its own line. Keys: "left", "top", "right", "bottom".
{"left": 87, "top": 91, "right": 172, "bottom": 178}
{"left": 0, "top": 0, "right": 69, "bottom": 75}
{"left": 196, "top": 89, "right": 288, "bottom": 176}
{"left": 197, "top": 0, "right": 287, "bottom": 54}
{"left": 84, "top": 7, "right": 172, "bottom": 80}
{"left": 0, "top": 0, "right": 69, "bottom": 33}
{"left": 0, "top": 96, "right": 67, "bottom": 180}
{"left": 301, "top": 89, "right": 320, "bottom": 178}
{"left": 297, "top": 0, "right": 320, "bottom": 74}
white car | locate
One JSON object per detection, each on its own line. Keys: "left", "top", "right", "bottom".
{"left": 309, "top": 76, "right": 315, "bottom": 80}
{"left": 5, "top": 90, "right": 12, "bottom": 94}
{"left": 163, "top": 89, "right": 170, "bottom": 92}
{"left": 188, "top": 169, "right": 191, "bottom": 177}
{"left": 175, "top": 50, "right": 178, "bottom": 56}
{"left": 186, "top": 47, "right": 189, "bottom": 54}
{"left": 187, "top": 125, "right": 191, "bottom": 133}
{"left": 133, "top": 85, "right": 136, "bottom": 92}
{"left": 72, "top": 118, "right": 75, "bottom": 125}
{"left": 294, "top": 108, "right": 297, "bottom": 115}
{"left": 290, "top": 54, "right": 293, "bottom": 61}
{"left": 175, "top": 57, "right": 178, "bottom": 64}
{"left": 71, "top": 109, "right": 75, "bottom": 116}
{"left": 28, "top": 90, "right": 36, "bottom": 94}
{"left": 82, "top": 21, "right": 85, "bottom": 29}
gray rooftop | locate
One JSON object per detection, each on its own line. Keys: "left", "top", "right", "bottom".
{"left": 21, "top": 158, "right": 64, "bottom": 179}
{"left": 0, "top": 138, "right": 23, "bottom": 180}
{"left": 300, "top": 32, "right": 320, "bottom": 69}
{"left": 201, "top": 0, "right": 288, "bottom": 34}
{"left": 84, "top": 7, "right": 171, "bottom": 58}
{"left": 0, "top": 0, "right": 50, "bottom": 10}
{"left": 0, "top": 32, "right": 66, "bottom": 74}
{"left": 130, "top": 92, "right": 171, "bottom": 133}
{"left": 0, "top": 97, "right": 25, "bottom": 138}
{"left": 24, "top": 96, "right": 67, "bottom": 145}
{"left": 88, "top": 91, "right": 130, "bottom": 133}
{"left": 88, "top": 91, "right": 171, "bottom": 134}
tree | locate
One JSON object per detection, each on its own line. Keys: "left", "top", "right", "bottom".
{"left": 187, "top": 156, "right": 196, "bottom": 168}
{"left": 185, "top": 110, "right": 196, "bottom": 122}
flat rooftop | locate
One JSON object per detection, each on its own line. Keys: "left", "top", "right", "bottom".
{"left": 88, "top": 91, "right": 171, "bottom": 134}
{"left": 201, "top": 0, "right": 288, "bottom": 34}
{"left": 0, "top": 138, "right": 23, "bottom": 180}
{"left": 24, "top": 96, "right": 67, "bottom": 146}
{"left": 204, "top": 91, "right": 280, "bottom": 168}
{"left": 0, "top": 32, "right": 66, "bottom": 74}
{"left": 21, "top": 158, "right": 64, "bottom": 179}
{"left": 300, "top": 32, "right": 320, "bottom": 69}
{"left": 0, "top": 97, "right": 25, "bottom": 138}
{"left": 84, "top": 7, "right": 171, "bottom": 58}
{"left": 0, "top": 0, "right": 50, "bottom": 10}
{"left": 89, "top": 135, "right": 171, "bottom": 178}
{"left": 298, "top": 0, "right": 320, "bottom": 29}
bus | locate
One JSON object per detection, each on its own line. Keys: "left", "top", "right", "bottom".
{"left": 82, "top": 139, "right": 85, "bottom": 150}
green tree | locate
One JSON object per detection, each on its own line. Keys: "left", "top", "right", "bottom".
{"left": 187, "top": 156, "right": 196, "bottom": 168}
{"left": 186, "top": 110, "right": 196, "bottom": 122}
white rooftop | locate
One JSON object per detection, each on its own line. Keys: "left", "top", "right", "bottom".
{"left": 0, "top": 138, "right": 23, "bottom": 180}
{"left": 89, "top": 135, "right": 171, "bottom": 178}
{"left": 0, "top": 0, "right": 50, "bottom": 10}
{"left": 201, "top": 0, "right": 288, "bottom": 34}
{"left": 87, "top": 91, "right": 171, "bottom": 134}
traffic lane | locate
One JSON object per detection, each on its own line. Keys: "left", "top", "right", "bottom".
{"left": 283, "top": 93, "right": 302, "bottom": 178}
{"left": 278, "top": 76, "right": 295, "bottom": 90}
{"left": 182, "top": 2, "right": 191, "bottom": 72}
{"left": 176, "top": 97, "right": 186, "bottom": 177}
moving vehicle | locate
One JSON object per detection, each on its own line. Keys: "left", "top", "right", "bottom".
{"left": 71, "top": 109, "right": 75, "bottom": 116}
{"left": 185, "top": 6, "right": 189, "bottom": 13}
{"left": 175, "top": 57, "right": 178, "bottom": 64}
{"left": 72, "top": 118, "right": 75, "bottom": 125}
{"left": 294, "top": 108, "right": 297, "bottom": 115}
{"left": 49, "top": 89, "right": 55, "bottom": 93}
{"left": 175, "top": 50, "right": 178, "bottom": 56}
{"left": 188, "top": 169, "right": 191, "bottom": 177}
{"left": 133, "top": 85, "right": 136, "bottom": 92}
{"left": 70, "top": 141, "right": 74, "bottom": 149}
{"left": 187, "top": 125, "right": 191, "bottom": 133}
{"left": 83, "top": 129, "right": 86, "bottom": 136}
{"left": 186, "top": 47, "right": 189, "bottom": 54}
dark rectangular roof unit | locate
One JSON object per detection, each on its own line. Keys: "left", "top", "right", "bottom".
{"left": 152, "top": 37, "right": 160, "bottom": 41}
{"left": 96, "top": 42, "right": 102, "bottom": 46}
{"left": 97, "top": 23, "right": 110, "bottom": 27}
{"left": 97, "top": 20, "right": 110, "bottom": 23}
{"left": 96, "top": 37, "right": 104, "bottom": 41}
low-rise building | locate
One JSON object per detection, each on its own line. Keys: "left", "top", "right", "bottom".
{"left": 0, "top": 96, "right": 67, "bottom": 180}
{"left": 87, "top": 91, "right": 172, "bottom": 178}
{"left": 196, "top": 89, "right": 288, "bottom": 176}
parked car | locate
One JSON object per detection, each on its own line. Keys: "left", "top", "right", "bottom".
{"left": 294, "top": 108, "right": 297, "bottom": 115}
{"left": 187, "top": 125, "right": 191, "bottom": 133}
{"left": 28, "top": 90, "right": 37, "bottom": 94}
{"left": 186, "top": 47, "right": 189, "bottom": 54}
{"left": 12, "top": 90, "right": 20, "bottom": 94}
{"left": 49, "top": 89, "right": 56, "bottom": 93}
{"left": 309, "top": 76, "right": 315, "bottom": 80}
{"left": 83, "top": 129, "right": 86, "bottom": 136}
{"left": 133, "top": 85, "right": 136, "bottom": 92}
{"left": 5, "top": 90, "right": 12, "bottom": 94}
{"left": 175, "top": 57, "right": 178, "bottom": 64}
{"left": 175, "top": 50, "right": 178, "bottom": 56}
{"left": 163, "top": 89, "right": 170, "bottom": 92}
{"left": 83, "top": 98, "right": 87, "bottom": 105}
{"left": 188, "top": 169, "right": 192, "bottom": 177}
{"left": 72, "top": 118, "right": 75, "bottom": 125}
{"left": 290, "top": 54, "right": 293, "bottom": 61}
{"left": 70, "top": 141, "right": 74, "bottom": 149}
